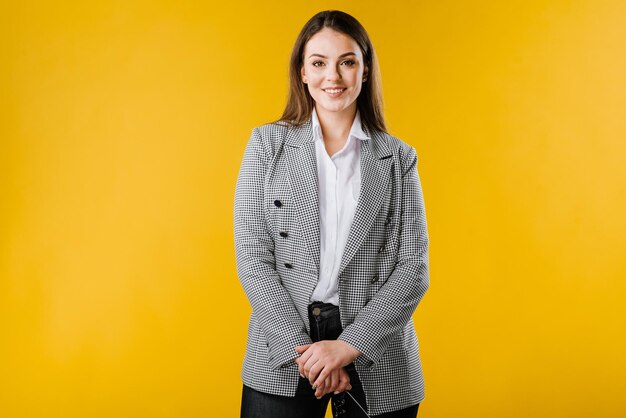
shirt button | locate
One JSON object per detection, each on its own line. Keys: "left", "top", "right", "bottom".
{"left": 274, "top": 199, "right": 282, "bottom": 208}
{"left": 284, "top": 263, "right": 293, "bottom": 269}
{"left": 279, "top": 231, "right": 288, "bottom": 238}
{"left": 371, "top": 275, "right": 379, "bottom": 284}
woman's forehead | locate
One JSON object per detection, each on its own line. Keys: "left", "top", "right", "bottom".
{"left": 304, "top": 28, "right": 361, "bottom": 57}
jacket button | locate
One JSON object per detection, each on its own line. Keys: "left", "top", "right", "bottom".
{"left": 284, "top": 263, "right": 293, "bottom": 269}
{"left": 274, "top": 199, "right": 282, "bottom": 208}
{"left": 371, "top": 275, "right": 379, "bottom": 283}
{"left": 385, "top": 217, "right": 391, "bottom": 225}
{"left": 279, "top": 231, "right": 288, "bottom": 238}
{"left": 378, "top": 246, "right": 384, "bottom": 254}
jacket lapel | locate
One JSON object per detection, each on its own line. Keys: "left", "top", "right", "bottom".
{"left": 284, "top": 119, "right": 321, "bottom": 272}
{"left": 284, "top": 119, "right": 393, "bottom": 279}
{"left": 338, "top": 129, "right": 393, "bottom": 277}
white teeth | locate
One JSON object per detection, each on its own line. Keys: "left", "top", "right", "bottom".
{"left": 324, "top": 88, "right": 344, "bottom": 93}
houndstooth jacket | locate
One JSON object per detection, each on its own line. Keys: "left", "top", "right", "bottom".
{"left": 234, "top": 116, "right": 430, "bottom": 415}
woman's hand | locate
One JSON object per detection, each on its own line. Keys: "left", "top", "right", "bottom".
{"left": 295, "top": 340, "right": 361, "bottom": 390}
{"left": 310, "top": 367, "right": 352, "bottom": 399}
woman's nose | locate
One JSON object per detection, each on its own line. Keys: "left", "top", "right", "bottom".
{"left": 326, "top": 64, "right": 342, "bottom": 81}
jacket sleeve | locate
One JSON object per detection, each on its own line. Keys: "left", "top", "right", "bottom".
{"left": 234, "top": 127, "right": 312, "bottom": 371}
{"left": 338, "top": 145, "right": 429, "bottom": 370}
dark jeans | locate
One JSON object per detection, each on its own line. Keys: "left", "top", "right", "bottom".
{"left": 240, "top": 302, "right": 420, "bottom": 418}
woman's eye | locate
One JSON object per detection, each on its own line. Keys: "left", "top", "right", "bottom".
{"left": 342, "top": 59, "right": 356, "bottom": 66}
{"left": 312, "top": 61, "right": 324, "bottom": 67}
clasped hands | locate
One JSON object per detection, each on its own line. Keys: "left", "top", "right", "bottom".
{"left": 295, "top": 340, "right": 361, "bottom": 399}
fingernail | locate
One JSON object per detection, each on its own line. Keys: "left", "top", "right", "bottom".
{"left": 312, "top": 385, "right": 316, "bottom": 390}
{"left": 299, "top": 374, "right": 304, "bottom": 378}
{"left": 334, "top": 391, "right": 340, "bottom": 394}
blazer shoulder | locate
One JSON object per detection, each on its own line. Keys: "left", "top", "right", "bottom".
{"left": 378, "top": 131, "right": 419, "bottom": 173}
{"left": 248, "top": 120, "right": 291, "bottom": 161}
{"left": 254, "top": 120, "right": 291, "bottom": 139}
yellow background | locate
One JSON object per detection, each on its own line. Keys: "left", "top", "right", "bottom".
{"left": 1, "top": 1, "right": 625, "bottom": 417}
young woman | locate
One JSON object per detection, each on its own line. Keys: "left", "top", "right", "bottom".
{"left": 234, "top": 10, "right": 430, "bottom": 418}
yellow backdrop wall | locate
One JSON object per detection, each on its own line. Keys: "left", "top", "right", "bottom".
{"left": 1, "top": 1, "right": 625, "bottom": 417}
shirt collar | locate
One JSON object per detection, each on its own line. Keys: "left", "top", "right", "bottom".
{"left": 311, "top": 107, "right": 370, "bottom": 142}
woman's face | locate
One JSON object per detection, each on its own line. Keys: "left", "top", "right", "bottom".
{"left": 301, "top": 28, "right": 368, "bottom": 117}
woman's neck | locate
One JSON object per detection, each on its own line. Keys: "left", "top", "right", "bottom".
{"left": 315, "top": 104, "right": 357, "bottom": 143}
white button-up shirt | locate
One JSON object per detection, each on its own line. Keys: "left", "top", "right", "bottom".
{"left": 310, "top": 107, "right": 370, "bottom": 305}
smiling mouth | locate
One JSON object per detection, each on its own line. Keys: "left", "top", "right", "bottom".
{"left": 323, "top": 88, "right": 347, "bottom": 97}
{"left": 323, "top": 88, "right": 346, "bottom": 93}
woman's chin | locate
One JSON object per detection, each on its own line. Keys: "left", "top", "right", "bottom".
{"left": 315, "top": 101, "right": 354, "bottom": 115}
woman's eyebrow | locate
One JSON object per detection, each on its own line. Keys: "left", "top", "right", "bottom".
{"left": 307, "top": 52, "right": 357, "bottom": 59}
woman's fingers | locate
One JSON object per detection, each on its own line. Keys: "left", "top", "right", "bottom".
{"left": 305, "top": 358, "right": 324, "bottom": 386}
{"left": 335, "top": 368, "right": 352, "bottom": 393}
{"left": 312, "top": 364, "right": 332, "bottom": 388}
{"left": 299, "top": 343, "right": 354, "bottom": 397}
{"left": 298, "top": 341, "right": 355, "bottom": 386}
{"left": 314, "top": 378, "right": 326, "bottom": 399}
{"left": 295, "top": 344, "right": 311, "bottom": 354}
{"left": 296, "top": 357, "right": 306, "bottom": 378}
{"left": 312, "top": 357, "right": 341, "bottom": 388}
{"left": 316, "top": 369, "right": 338, "bottom": 398}
{"left": 319, "top": 369, "right": 337, "bottom": 397}
{"left": 327, "top": 369, "right": 340, "bottom": 395}
{"left": 296, "top": 346, "right": 313, "bottom": 366}
{"left": 296, "top": 344, "right": 314, "bottom": 377}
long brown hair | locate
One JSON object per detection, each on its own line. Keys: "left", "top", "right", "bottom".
{"left": 277, "top": 10, "right": 387, "bottom": 133}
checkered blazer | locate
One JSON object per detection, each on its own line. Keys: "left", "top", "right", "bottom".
{"left": 234, "top": 116, "right": 430, "bottom": 415}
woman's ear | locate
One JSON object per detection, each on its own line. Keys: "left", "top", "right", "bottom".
{"left": 363, "top": 66, "right": 369, "bottom": 82}
{"left": 301, "top": 66, "right": 307, "bottom": 84}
